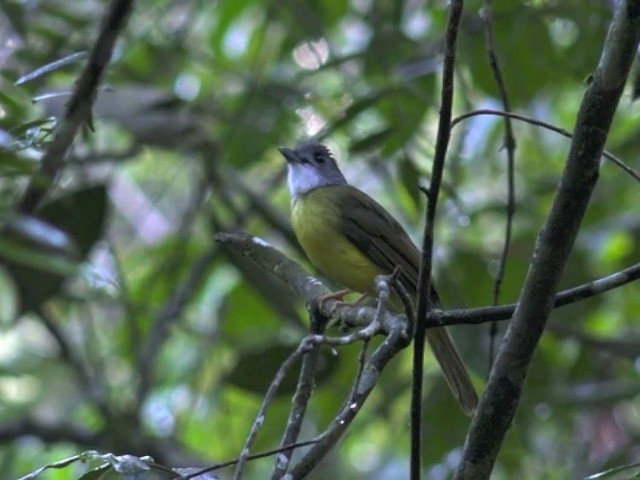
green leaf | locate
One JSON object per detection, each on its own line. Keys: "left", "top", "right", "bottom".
{"left": 584, "top": 460, "right": 640, "bottom": 479}
{"left": 3, "top": 185, "right": 108, "bottom": 312}
{"left": 349, "top": 127, "right": 393, "bottom": 153}
{"left": 77, "top": 464, "right": 111, "bottom": 480}
{"left": 2, "top": 214, "right": 79, "bottom": 256}
{"left": 632, "top": 62, "right": 640, "bottom": 102}
{"left": 0, "top": 0, "right": 27, "bottom": 37}
{"left": 38, "top": 184, "right": 108, "bottom": 257}
{"left": 9, "top": 117, "right": 57, "bottom": 136}
{"left": 226, "top": 342, "right": 339, "bottom": 396}
{"left": 398, "top": 153, "right": 422, "bottom": 210}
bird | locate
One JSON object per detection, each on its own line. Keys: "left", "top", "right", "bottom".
{"left": 279, "top": 142, "right": 477, "bottom": 416}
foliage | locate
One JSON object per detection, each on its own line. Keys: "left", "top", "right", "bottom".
{"left": 0, "top": 0, "right": 639, "bottom": 479}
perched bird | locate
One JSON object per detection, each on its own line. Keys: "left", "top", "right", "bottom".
{"left": 279, "top": 142, "right": 477, "bottom": 416}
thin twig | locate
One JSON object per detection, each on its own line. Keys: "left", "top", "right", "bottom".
{"left": 232, "top": 340, "right": 311, "bottom": 479}
{"left": 216, "top": 232, "right": 639, "bottom": 331}
{"left": 451, "top": 108, "right": 640, "bottom": 183}
{"left": 413, "top": 2, "right": 465, "bottom": 478}
{"left": 271, "top": 304, "right": 328, "bottom": 479}
{"left": 433, "top": 262, "right": 640, "bottom": 326}
{"left": 237, "top": 273, "right": 398, "bottom": 479}
{"left": 180, "top": 439, "right": 321, "bottom": 479}
{"left": 482, "top": 0, "right": 517, "bottom": 368}
{"left": 17, "top": 0, "right": 134, "bottom": 213}
{"left": 287, "top": 329, "right": 408, "bottom": 479}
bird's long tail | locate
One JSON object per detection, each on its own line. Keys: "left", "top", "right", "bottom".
{"left": 426, "top": 328, "right": 478, "bottom": 416}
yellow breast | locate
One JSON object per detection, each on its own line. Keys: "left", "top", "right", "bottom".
{"left": 291, "top": 187, "right": 381, "bottom": 293}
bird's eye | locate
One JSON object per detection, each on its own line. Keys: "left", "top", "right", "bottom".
{"left": 314, "top": 153, "right": 325, "bottom": 163}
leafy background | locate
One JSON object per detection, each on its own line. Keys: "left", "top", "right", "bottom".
{"left": 0, "top": 0, "right": 639, "bottom": 478}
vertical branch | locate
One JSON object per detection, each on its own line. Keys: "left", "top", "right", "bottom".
{"left": 481, "top": 0, "right": 517, "bottom": 365}
{"left": 455, "top": 2, "right": 640, "bottom": 478}
{"left": 17, "top": 0, "right": 134, "bottom": 213}
{"left": 412, "top": 1, "right": 465, "bottom": 478}
{"left": 271, "top": 306, "right": 327, "bottom": 479}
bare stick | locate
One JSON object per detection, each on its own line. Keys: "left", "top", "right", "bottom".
{"left": 451, "top": 109, "right": 640, "bottom": 183}
{"left": 288, "top": 274, "right": 411, "bottom": 478}
{"left": 271, "top": 304, "right": 328, "bottom": 478}
{"left": 215, "top": 232, "right": 639, "bottom": 330}
{"left": 413, "top": 2, "right": 465, "bottom": 478}
{"left": 181, "top": 439, "right": 320, "bottom": 479}
{"left": 482, "top": 0, "right": 517, "bottom": 367}
{"left": 433, "top": 262, "right": 640, "bottom": 326}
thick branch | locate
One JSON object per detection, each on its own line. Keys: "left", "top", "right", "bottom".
{"left": 455, "top": 3, "right": 640, "bottom": 478}
{"left": 216, "top": 232, "right": 639, "bottom": 330}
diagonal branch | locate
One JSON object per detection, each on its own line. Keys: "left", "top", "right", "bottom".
{"left": 17, "top": 0, "right": 134, "bottom": 213}
{"left": 455, "top": 3, "right": 640, "bottom": 478}
{"left": 451, "top": 109, "right": 640, "bottom": 183}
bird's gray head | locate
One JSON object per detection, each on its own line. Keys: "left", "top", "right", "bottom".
{"left": 278, "top": 143, "right": 347, "bottom": 199}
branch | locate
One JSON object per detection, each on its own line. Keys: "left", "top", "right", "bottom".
{"left": 216, "top": 232, "right": 639, "bottom": 330}
{"left": 232, "top": 335, "right": 313, "bottom": 479}
{"left": 271, "top": 305, "right": 328, "bottom": 479}
{"left": 482, "top": 0, "right": 517, "bottom": 364}
{"left": 181, "top": 440, "right": 320, "bottom": 479}
{"left": 413, "top": 2, "right": 464, "bottom": 478}
{"left": 434, "top": 262, "right": 640, "bottom": 325}
{"left": 451, "top": 108, "right": 640, "bottom": 183}
{"left": 288, "top": 318, "right": 410, "bottom": 479}
{"left": 455, "top": 3, "right": 640, "bottom": 478}
{"left": 215, "top": 232, "right": 412, "bottom": 477}
{"left": 17, "top": 0, "right": 134, "bottom": 213}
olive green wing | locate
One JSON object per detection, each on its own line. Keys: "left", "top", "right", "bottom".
{"left": 336, "top": 186, "right": 476, "bottom": 414}
{"left": 335, "top": 185, "right": 427, "bottom": 299}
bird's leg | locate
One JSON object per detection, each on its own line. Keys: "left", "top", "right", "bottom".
{"left": 319, "top": 290, "right": 369, "bottom": 318}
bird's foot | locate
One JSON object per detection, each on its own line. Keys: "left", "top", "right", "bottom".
{"left": 319, "top": 290, "right": 370, "bottom": 327}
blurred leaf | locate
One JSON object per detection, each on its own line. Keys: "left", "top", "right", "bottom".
{"left": 15, "top": 51, "right": 87, "bottom": 86}
{"left": 2, "top": 214, "right": 79, "bottom": 256}
{"left": 226, "top": 342, "right": 339, "bottom": 396}
{"left": 38, "top": 185, "right": 108, "bottom": 257}
{"left": 0, "top": 0, "right": 27, "bottom": 37}
{"left": 585, "top": 460, "right": 640, "bottom": 479}
{"left": 632, "top": 62, "right": 640, "bottom": 102}
{"left": 398, "top": 154, "right": 422, "bottom": 210}
{"left": 77, "top": 464, "right": 110, "bottom": 480}
{"left": 105, "top": 453, "right": 150, "bottom": 478}
{"left": 349, "top": 127, "right": 393, "bottom": 153}
{"left": 3, "top": 185, "right": 107, "bottom": 312}
{"left": 0, "top": 90, "right": 26, "bottom": 120}
{"left": 8, "top": 117, "right": 56, "bottom": 137}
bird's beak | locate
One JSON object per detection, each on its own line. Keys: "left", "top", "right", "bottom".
{"left": 278, "top": 147, "right": 298, "bottom": 164}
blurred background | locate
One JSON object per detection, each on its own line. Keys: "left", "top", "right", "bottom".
{"left": 1, "top": 0, "right": 639, "bottom": 478}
